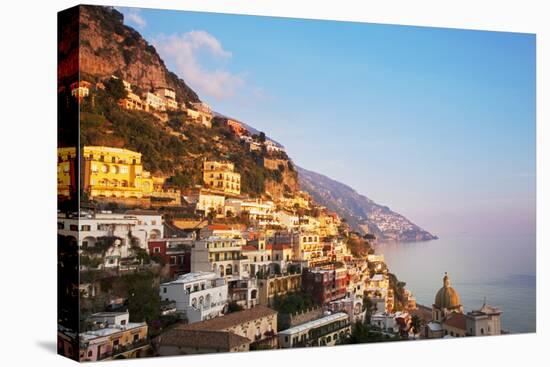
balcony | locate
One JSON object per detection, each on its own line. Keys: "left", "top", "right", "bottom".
{"left": 96, "top": 339, "right": 149, "bottom": 361}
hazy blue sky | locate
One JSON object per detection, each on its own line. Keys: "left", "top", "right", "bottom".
{"left": 118, "top": 7, "right": 536, "bottom": 236}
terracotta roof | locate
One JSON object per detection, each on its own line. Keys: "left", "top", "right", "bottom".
{"left": 156, "top": 329, "right": 250, "bottom": 350}
{"left": 180, "top": 306, "right": 277, "bottom": 332}
{"left": 207, "top": 224, "right": 232, "bottom": 231}
{"left": 241, "top": 245, "right": 257, "bottom": 251}
{"left": 443, "top": 313, "right": 467, "bottom": 330}
{"left": 411, "top": 305, "right": 432, "bottom": 323}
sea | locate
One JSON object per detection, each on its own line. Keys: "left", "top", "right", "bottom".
{"left": 376, "top": 233, "right": 536, "bottom": 334}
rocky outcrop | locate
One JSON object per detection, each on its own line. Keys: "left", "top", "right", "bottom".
{"left": 63, "top": 6, "right": 200, "bottom": 104}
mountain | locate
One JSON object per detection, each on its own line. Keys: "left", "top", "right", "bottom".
{"left": 297, "top": 166, "right": 437, "bottom": 242}
{"left": 70, "top": 6, "right": 299, "bottom": 199}
{"left": 59, "top": 6, "right": 200, "bottom": 104}
{"left": 68, "top": 5, "right": 435, "bottom": 242}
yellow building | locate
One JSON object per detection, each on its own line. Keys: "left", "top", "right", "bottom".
{"left": 82, "top": 146, "right": 154, "bottom": 199}
{"left": 58, "top": 147, "right": 77, "bottom": 198}
{"left": 203, "top": 160, "right": 241, "bottom": 195}
{"left": 57, "top": 146, "right": 155, "bottom": 199}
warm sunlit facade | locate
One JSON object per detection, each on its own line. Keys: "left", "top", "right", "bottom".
{"left": 57, "top": 146, "right": 155, "bottom": 199}
{"left": 58, "top": 147, "right": 77, "bottom": 198}
{"left": 82, "top": 146, "right": 154, "bottom": 199}
{"left": 203, "top": 160, "right": 241, "bottom": 195}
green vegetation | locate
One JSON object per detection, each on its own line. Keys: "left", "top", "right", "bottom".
{"left": 345, "top": 234, "right": 373, "bottom": 257}
{"left": 388, "top": 272, "right": 407, "bottom": 312}
{"left": 341, "top": 322, "right": 402, "bottom": 344}
{"left": 123, "top": 272, "right": 160, "bottom": 325}
{"left": 79, "top": 85, "right": 297, "bottom": 196}
{"left": 410, "top": 314, "right": 422, "bottom": 339}
{"left": 227, "top": 302, "right": 244, "bottom": 313}
{"left": 272, "top": 291, "right": 317, "bottom": 315}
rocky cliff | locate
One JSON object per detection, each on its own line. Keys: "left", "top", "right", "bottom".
{"left": 61, "top": 6, "right": 200, "bottom": 104}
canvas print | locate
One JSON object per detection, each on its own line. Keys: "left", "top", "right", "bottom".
{"left": 57, "top": 5, "right": 536, "bottom": 362}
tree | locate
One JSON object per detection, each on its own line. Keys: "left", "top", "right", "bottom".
{"left": 124, "top": 273, "right": 160, "bottom": 325}
{"left": 104, "top": 77, "right": 127, "bottom": 100}
{"left": 410, "top": 314, "right": 422, "bottom": 340}
{"left": 227, "top": 302, "right": 244, "bottom": 313}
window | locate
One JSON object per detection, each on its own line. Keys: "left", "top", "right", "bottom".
{"left": 81, "top": 225, "right": 91, "bottom": 231}
{"left": 88, "top": 351, "right": 92, "bottom": 357}
{"left": 163, "top": 287, "right": 167, "bottom": 294}
{"left": 170, "top": 256, "right": 176, "bottom": 265}
{"left": 121, "top": 319, "right": 126, "bottom": 325}
{"left": 481, "top": 328, "right": 484, "bottom": 335}
{"left": 69, "top": 224, "right": 78, "bottom": 231}
{"left": 113, "top": 339, "right": 119, "bottom": 346}
{"left": 153, "top": 247, "right": 160, "bottom": 254}
{"left": 133, "top": 334, "right": 139, "bottom": 342}
{"left": 58, "top": 222, "right": 64, "bottom": 230}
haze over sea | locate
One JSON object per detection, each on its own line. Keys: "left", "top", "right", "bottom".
{"left": 377, "top": 233, "right": 536, "bottom": 334}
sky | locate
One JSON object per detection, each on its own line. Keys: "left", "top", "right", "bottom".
{"left": 118, "top": 7, "right": 536, "bottom": 237}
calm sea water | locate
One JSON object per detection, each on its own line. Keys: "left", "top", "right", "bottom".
{"left": 376, "top": 233, "right": 536, "bottom": 334}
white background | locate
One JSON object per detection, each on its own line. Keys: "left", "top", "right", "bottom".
{"left": 0, "top": 0, "right": 547, "bottom": 366}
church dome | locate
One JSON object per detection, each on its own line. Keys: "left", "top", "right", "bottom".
{"left": 434, "top": 273, "right": 461, "bottom": 309}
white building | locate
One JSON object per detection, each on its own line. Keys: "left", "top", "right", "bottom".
{"left": 278, "top": 312, "right": 351, "bottom": 348}
{"left": 160, "top": 272, "right": 228, "bottom": 324}
{"left": 145, "top": 92, "right": 166, "bottom": 111}
{"left": 326, "top": 296, "right": 366, "bottom": 324}
{"left": 58, "top": 211, "right": 163, "bottom": 264}
{"left": 191, "top": 235, "right": 249, "bottom": 279}
{"left": 225, "top": 198, "right": 278, "bottom": 226}
{"left": 87, "top": 312, "right": 130, "bottom": 328}
{"left": 465, "top": 302, "right": 502, "bottom": 336}
{"left": 185, "top": 190, "right": 225, "bottom": 214}
{"left": 264, "top": 140, "right": 285, "bottom": 153}
{"left": 277, "top": 211, "right": 300, "bottom": 229}
{"left": 155, "top": 87, "right": 176, "bottom": 100}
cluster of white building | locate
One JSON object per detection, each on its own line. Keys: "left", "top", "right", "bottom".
{"left": 112, "top": 76, "right": 213, "bottom": 127}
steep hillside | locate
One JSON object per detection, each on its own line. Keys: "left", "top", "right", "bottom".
{"left": 298, "top": 167, "right": 437, "bottom": 242}
{"left": 73, "top": 4, "right": 434, "bottom": 242}
{"left": 60, "top": 6, "right": 200, "bottom": 104}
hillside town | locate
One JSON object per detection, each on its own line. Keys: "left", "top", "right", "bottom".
{"left": 58, "top": 88, "right": 503, "bottom": 359}
{"left": 57, "top": 8, "right": 503, "bottom": 360}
